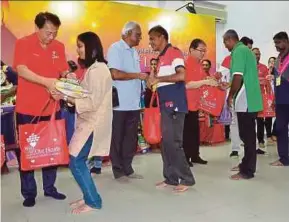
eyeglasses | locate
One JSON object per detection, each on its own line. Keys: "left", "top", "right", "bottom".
{"left": 195, "top": 48, "right": 207, "bottom": 53}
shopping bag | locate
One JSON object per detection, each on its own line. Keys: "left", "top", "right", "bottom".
{"left": 199, "top": 86, "right": 226, "bottom": 117}
{"left": 1, "top": 135, "right": 5, "bottom": 167}
{"left": 218, "top": 102, "right": 232, "bottom": 125}
{"left": 19, "top": 101, "right": 69, "bottom": 171}
{"left": 258, "top": 84, "right": 275, "bottom": 118}
{"left": 143, "top": 91, "right": 161, "bottom": 144}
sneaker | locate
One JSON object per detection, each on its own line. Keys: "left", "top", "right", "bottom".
{"left": 256, "top": 149, "right": 266, "bottom": 155}
{"left": 23, "top": 198, "right": 36, "bottom": 207}
{"left": 90, "top": 167, "right": 101, "bottom": 175}
{"left": 230, "top": 151, "right": 239, "bottom": 157}
{"left": 259, "top": 143, "right": 265, "bottom": 149}
{"left": 191, "top": 157, "right": 208, "bottom": 165}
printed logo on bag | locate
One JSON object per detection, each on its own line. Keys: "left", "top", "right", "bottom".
{"left": 26, "top": 133, "right": 40, "bottom": 148}
{"left": 202, "top": 90, "right": 209, "bottom": 98}
{"left": 24, "top": 133, "right": 61, "bottom": 161}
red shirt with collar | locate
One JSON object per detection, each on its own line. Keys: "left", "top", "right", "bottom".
{"left": 185, "top": 56, "right": 207, "bottom": 111}
{"left": 13, "top": 33, "right": 69, "bottom": 116}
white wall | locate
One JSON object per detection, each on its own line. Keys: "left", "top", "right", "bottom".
{"left": 114, "top": 1, "right": 289, "bottom": 65}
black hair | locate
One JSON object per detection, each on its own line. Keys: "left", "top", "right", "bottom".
{"left": 268, "top": 56, "right": 276, "bottom": 62}
{"left": 189, "top": 38, "right": 206, "bottom": 50}
{"left": 273, "top": 31, "right": 289, "bottom": 41}
{"left": 150, "top": 58, "right": 158, "bottom": 63}
{"left": 252, "top": 47, "right": 260, "bottom": 51}
{"left": 202, "top": 59, "right": 211, "bottom": 67}
{"left": 34, "top": 12, "right": 61, "bottom": 29}
{"left": 223, "top": 29, "right": 239, "bottom": 41}
{"left": 148, "top": 25, "right": 169, "bottom": 41}
{"left": 240, "top": 36, "right": 254, "bottom": 46}
{"left": 77, "top": 32, "right": 107, "bottom": 68}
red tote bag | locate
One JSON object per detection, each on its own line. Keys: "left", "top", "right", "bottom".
{"left": 19, "top": 101, "right": 69, "bottom": 171}
{"left": 258, "top": 84, "right": 275, "bottom": 118}
{"left": 143, "top": 91, "right": 162, "bottom": 144}
{"left": 1, "top": 135, "right": 5, "bottom": 167}
{"left": 199, "top": 86, "right": 226, "bottom": 117}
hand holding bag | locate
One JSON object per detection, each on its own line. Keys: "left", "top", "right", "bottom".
{"left": 143, "top": 91, "right": 161, "bottom": 144}
{"left": 19, "top": 100, "right": 69, "bottom": 171}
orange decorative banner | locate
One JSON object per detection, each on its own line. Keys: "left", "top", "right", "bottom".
{"left": 2, "top": 1, "right": 216, "bottom": 71}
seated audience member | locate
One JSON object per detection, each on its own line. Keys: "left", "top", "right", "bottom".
{"left": 201, "top": 59, "right": 212, "bottom": 76}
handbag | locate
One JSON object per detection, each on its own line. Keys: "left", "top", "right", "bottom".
{"left": 218, "top": 102, "right": 232, "bottom": 125}
{"left": 112, "top": 86, "right": 119, "bottom": 108}
{"left": 258, "top": 83, "right": 275, "bottom": 118}
{"left": 199, "top": 86, "right": 226, "bottom": 117}
{"left": 143, "top": 91, "right": 161, "bottom": 144}
{"left": 18, "top": 100, "right": 69, "bottom": 171}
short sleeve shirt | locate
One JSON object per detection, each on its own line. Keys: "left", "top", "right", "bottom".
{"left": 230, "top": 42, "right": 263, "bottom": 112}
{"left": 274, "top": 53, "right": 289, "bottom": 104}
{"left": 107, "top": 39, "right": 141, "bottom": 111}
{"left": 157, "top": 44, "right": 187, "bottom": 113}
{"left": 185, "top": 56, "right": 207, "bottom": 111}
{"left": 13, "top": 33, "right": 69, "bottom": 116}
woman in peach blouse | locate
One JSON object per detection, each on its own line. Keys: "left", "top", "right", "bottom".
{"left": 58, "top": 32, "right": 112, "bottom": 214}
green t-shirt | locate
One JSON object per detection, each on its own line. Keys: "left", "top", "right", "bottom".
{"left": 230, "top": 42, "right": 263, "bottom": 112}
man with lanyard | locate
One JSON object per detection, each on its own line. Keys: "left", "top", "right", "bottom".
{"left": 147, "top": 25, "right": 195, "bottom": 192}
{"left": 13, "top": 12, "right": 69, "bottom": 207}
{"left": 223, "top": 30, "right": 263, "bottom": 180}
{"left": 270, "top": 31, "right": 289, "bottom": 167}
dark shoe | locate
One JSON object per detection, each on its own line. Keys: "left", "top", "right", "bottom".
{"left": 187, "top": 161, "right": 194, "bottom": 167}
{"left": 23, "top": 198, "right": 36, "bottom": 207}
{"left": 256, "top": 149, "right": 266, "bottom": 155}
{"left": 230, "top": 151, "right": 239, "bottom": 157}
{"left": 44, "top": 191, "right": 66, "bottom": 200}
{"left": 90, "top": 167, "right": 101, "bottom": 175}
{"left": 192, "top": 157, "right": 208, "bottom": 165}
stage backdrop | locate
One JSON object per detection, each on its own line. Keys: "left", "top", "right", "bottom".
{"left": 2, "top": 1, "right": 216, "bottom": 72}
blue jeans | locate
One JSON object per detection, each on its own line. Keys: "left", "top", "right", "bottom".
{"left": 69, "top": 134, "right": 102, "bottom": 208}
{"left": 61, "top": 108, "right": 75, "bottom": 144}
{"left": 87, "top": 156, "right": 102, "bottom": 169}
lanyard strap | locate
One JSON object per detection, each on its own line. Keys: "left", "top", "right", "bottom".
{"left": 278, "top": 53, "right": 289, "bottom": 75}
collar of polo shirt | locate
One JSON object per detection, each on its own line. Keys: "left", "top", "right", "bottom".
{"left": 159, "top": 43, "right": 172, "bottom": 57}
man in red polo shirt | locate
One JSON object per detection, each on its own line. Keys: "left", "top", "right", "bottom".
{"left": 184, "top": 39, "right": 218, "bottom": 166}
{"left": 13, "top": 12, "right": 69, "bottom": 207}
{"left": 252, "top": 48, "right": 274, "bottom": 148}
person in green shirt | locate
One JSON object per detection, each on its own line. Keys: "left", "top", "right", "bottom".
{"left": 223, "top": 29, "right": 263, "bottom": 180}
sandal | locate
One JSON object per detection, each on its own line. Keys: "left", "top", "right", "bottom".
{"left": 270, "top": 160, "right": 284, "bottom": 167}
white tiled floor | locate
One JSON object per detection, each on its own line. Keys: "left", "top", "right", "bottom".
{"left": 1, "top": 143, "right": 289, "bottom": 222}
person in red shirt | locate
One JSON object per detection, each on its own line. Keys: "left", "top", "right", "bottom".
{"left": 252, "top": 48, "right": 275, "bottom": 148}
{"left": 184, "top": 39, "right": 218, "bottom": 166}
{"left": 201, "top": 59, "right": 212, "bottom": 76}
{"left": 13, "top": 12, "right": 70, "bottom": 207}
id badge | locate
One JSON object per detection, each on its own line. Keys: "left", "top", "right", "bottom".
{"left": 276, "top": 76, "right": 281, "bottom": 86}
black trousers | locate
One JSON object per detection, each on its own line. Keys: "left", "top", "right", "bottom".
{"left": 161, "top": 110, "right": 195, "bottom": 186}
{"left": 256, "top": 117, "right": 273, "bottom": 144}
{"left": 225, "top": 125, "right": 230, "bottom": 140}
{"left": 15, "top": 112, "right": 61, "bottom": 199}
{"left": 272, "top": 119, "right": 277, "bottom": 137}
{"left": 183, "top": 111, "right": 200, "bottom": 161}
{"left": 110, "top": 110, "right": 140, "bottom": 179}
{"left": 237, "top": 112, "right": 257, "bottom": 178}
{"left": 275, "top": 104, "right": 289, "bottom": 165}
